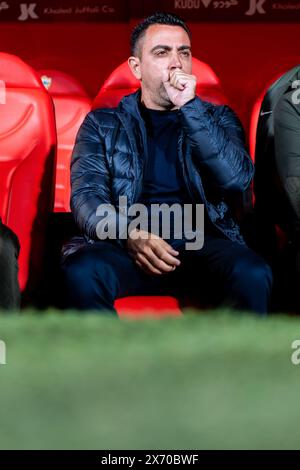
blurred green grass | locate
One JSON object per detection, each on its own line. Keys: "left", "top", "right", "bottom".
{"left": 0, "top": 309, "right": 300, "bottom": 449}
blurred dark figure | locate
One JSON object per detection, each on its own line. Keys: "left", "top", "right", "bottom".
{"left": 0, "top": 220, "right": 20, "bottom": 310}
{"left": 254, "top": 65, "right": 300, "bottom": 311}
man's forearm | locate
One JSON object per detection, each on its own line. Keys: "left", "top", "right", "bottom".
{"left": 178, "top": 97, "right": 254, "bottom": 192}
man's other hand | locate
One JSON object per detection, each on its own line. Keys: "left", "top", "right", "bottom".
{"left": 126, "top": 229, "right": 181, "bottom": 275}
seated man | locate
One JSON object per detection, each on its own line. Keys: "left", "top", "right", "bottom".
{"left": 254, "top": 65, "right": 300, "bottom": 259}
{"left": 254, "top": 65, "right": 300, "bottom": 309}
{"left": 0, "top": 220, "right": 20, "bottom": 310}
{"left": 62, "top": 12, "right": 272, "bottom": 315}
{"left": 274, "top": 66, "right": 300, "bottom": 261}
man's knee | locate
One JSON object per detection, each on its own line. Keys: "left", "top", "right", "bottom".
{"left": 221, "top": 249, "right": 273, "bottom": 314}
{"left": 231, "top": 251, "right": 273, "bottom": 292}
{"left": 61, "top": 246, "right": 119, "bottom": 310}
{"left": 229, "top": 250, "right": 273, "bottom": 311}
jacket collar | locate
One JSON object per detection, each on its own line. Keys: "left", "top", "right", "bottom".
{"left": 118, "top": 89, "right": 143, "bottom": 121}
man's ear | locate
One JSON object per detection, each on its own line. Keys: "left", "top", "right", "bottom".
{"left": 128, "top": 56, "right": 142, "bottom": 81}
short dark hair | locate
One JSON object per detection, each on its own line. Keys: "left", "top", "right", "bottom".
{"left": 130, "top": 12, "right": 191, "bottom": 57}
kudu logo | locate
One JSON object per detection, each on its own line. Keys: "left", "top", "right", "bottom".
{"left": 18, "top": 3, "right": 38, "bottom": 21}
{"left": 174, "top": 0, "right": 213, "bottom": 8}
{"left": 0, "top": 340, "right": 6, "bottom": 365}
{"left": 245, "top": 0, "right": 266, "bottom": 15}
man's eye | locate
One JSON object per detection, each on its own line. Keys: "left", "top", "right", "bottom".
{"left": 181, "top": 51, "right": 191, "bottom": 57}
{"left": 156, "top": 50, "right": 167, "bottom": 56}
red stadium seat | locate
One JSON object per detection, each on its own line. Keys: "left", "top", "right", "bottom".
{"left": 91, "top": 58, "right": 228, "bottom": 317}
{"left": 93, "top": 58, "right": 228, "bottom": 109}
{"left": 38, "top": 69, "right": 92, "bottom": 212}
{"left": 115, "top": 296, "right": 182, "bottom": 318}
{"left": 249, "top": 90, "right": 265, "bottom": 162}
{"left": 0, "top": 53, "right": 56, "bottom": 292}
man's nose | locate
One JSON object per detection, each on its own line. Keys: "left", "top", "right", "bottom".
{"left": 169, "top": 53, "right": 182, "bottom": 70}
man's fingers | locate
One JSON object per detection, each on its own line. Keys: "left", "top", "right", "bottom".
{"left": 171, "top": 75, "right": 186, "bottom": 90}
{"left": 161, "top": 240, "right": 180, "bottom": 257}
{"left": 128, "top": 230, "right": 180, "bottom": 274}
{"left": 135, "top": 259, "right": 149, "bottom": 274}
{"left": 135, "top": 259, "right": 156, "bottom": 276}
{"left": 169, "top": 71, "right": 196, "bottom": 90}
{"left": 162, "top": 69, "right": 170, "bottom": 83}
{"left": 136, "top": 253, "right": 163, "bottom": 275}
{"left": 143, "top": 248, "right": 178, "bottom": 273}
{"left": 151, "top": 244, "right": 180, "bottom": 267}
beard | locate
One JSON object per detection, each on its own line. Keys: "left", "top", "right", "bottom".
{"left": 152, "top": 82, "right": 174, "bottom": 109}
{"left": 141, "top": 79, "right": 176, "bottom": 110}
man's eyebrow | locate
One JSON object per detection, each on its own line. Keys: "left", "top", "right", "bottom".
{"left": 150, "top": 45, "right": 191, "bottom": 53}
{"left": 178, "top": 45, "right": 192, "bottom": 51}
{"left": 150, "top": 45, "right": 171, "bottom": 53}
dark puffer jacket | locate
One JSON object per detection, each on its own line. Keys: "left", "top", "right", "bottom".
{"left": 254, "top": 66, "right": 300, "bottom": 253}
{"left": 69, "top": 90, "right": 253, "bottom": 253}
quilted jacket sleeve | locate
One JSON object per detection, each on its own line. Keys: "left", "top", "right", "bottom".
{"left": 274, "top": 87, "right": 300, "bottom": 220}
{"left": 70, "top": 111, "right": 128, "bottom": 242}
{"left": 178, "top": 97, "right": 254, "bottom": 192}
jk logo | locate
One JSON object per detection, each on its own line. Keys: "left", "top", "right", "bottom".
{"left": 0, "top": 80, "right": 6, "bottom": 105}
{"left": 18, "top": 3, "right": 38, "bottom": 21}
{"left": 245, "top": 0, "right": 266, "bottom": 16}
{"left": 0, "top": 340, "right": 6, "bottom": 365}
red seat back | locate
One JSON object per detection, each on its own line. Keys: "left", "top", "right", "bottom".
{"left": 0, "top": 53, "right": 56, "bottom": 291}
{"left": 39, "top": 69, "right": 92, "bottom": 212}
{"left": 93, "top": 57, "right": 228, "bottom": 109}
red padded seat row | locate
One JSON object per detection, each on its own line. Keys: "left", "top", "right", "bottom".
{"left": 39, "top": 69, "right": 92, "bottom": 212}
{"left": 115, "top": 296, "right": 182, "bottom": 317}
{"left": 0, "top": 52, "right": 56, "bottom": 292}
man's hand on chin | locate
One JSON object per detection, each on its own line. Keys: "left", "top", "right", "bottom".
{"left": 162, "top": 69, "right": 196, "bottom": 109}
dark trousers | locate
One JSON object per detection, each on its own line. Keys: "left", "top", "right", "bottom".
{"left": 0, "top": 223, "right": 20, "bottom": 310}
{"left": 61, "top": 234, "right": 273, "bottom": 315}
